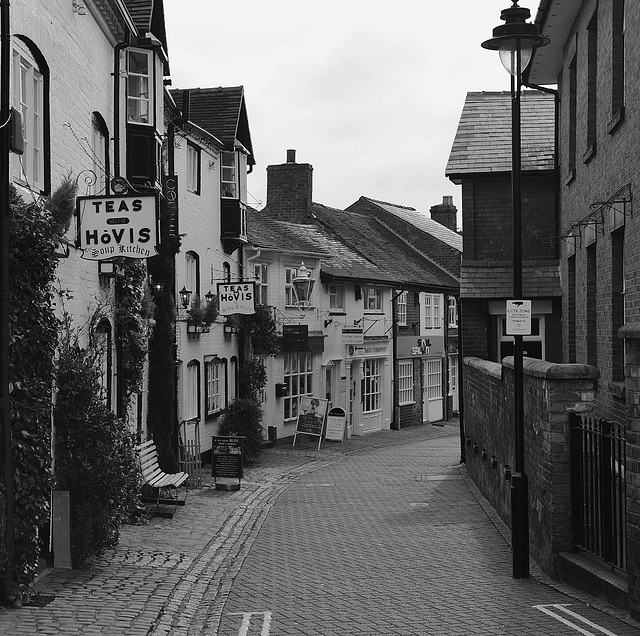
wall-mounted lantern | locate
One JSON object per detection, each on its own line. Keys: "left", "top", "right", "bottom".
{"left": 292, "top": 261, "right": 315, "bottom": 310}
{"left": 179, "top": 286, "right": 192, "bottom": 309}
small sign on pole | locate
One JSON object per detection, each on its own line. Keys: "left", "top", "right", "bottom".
{"left": 506, "top": 300, "right": 532, "bottom": 336}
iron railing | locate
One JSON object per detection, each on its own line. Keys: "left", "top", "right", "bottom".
{"left": 570, "top": 413, "right": 626, "bottom": 570}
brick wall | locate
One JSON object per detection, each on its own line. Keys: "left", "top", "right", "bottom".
{"left": 463, "top": 356, "right": 599, "bottom": 577}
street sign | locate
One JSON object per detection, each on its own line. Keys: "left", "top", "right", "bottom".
{"left": 506, "top": 300, "right": 532, "bottom": 335}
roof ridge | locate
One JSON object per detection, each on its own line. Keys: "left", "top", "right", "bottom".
{"left": 363, "top": 197, "right": 416, "bottom": 212}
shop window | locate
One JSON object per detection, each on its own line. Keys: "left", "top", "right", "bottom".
{"left": 284, "top": 353, "right": 312, "bottom": 420}
{"left": 398, "top": 360, "right": 414, "bottom": 405}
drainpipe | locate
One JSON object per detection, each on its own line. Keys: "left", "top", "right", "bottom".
{"left": 0, "top": 0, "right": 13, "bottom": 604}
{"left": 523, "top": 81, "right": 560, "bottom": 259}
{"left": 457, "top": 296, "right": 465, "bottom": 464}
{"left": 113, "top": 34, "right": 131, "bottom": 178}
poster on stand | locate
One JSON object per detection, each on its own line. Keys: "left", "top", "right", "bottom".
{"left": 293, "top": 396, "right": 328, "bottom": 449}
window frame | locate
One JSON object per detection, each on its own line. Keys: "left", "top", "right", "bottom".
{"left": 398, "top": 360, "right": 414, "bottom": 405}
{"left": 284, "top": 353, "right": 313, "bottom": 421}
{"left": 221, "top": 151, "right": 237, "bottom": 198}
{"left": 447, "top": 297, "right": 458, "bottom": 328}
{"left": 397, "top": 291, "right": 408, "bottom": 326}
{"left": 254, "top": 263, "right": 269, "bottom": 305}
{"left": 186, "top": 141, "right": 201, "bottom": 194}
{"left": 205, "top": 357, "right": 226, "bottom": 418}
{"left": 364, "top": 287, "right": 383, "bottom": 312}
{"left": 422, "top": 293, "right": 443, "bottom": 333}
{"left": 12, "top": 38, "right": 45, "bottom": 192}
{"left": 126, "top": 48, "right": 153, "bottom": 126}
{"left": 185, "top": 360, "right": 201, "bottom": 421}
{"left": 329, "top": 284, "right": 344, "bottom": 311}
{"left": 363, "top": 358, "right": 382, "bottom": 413}
{"left": 185, "top": 251, "right": 200, "bottom": 297}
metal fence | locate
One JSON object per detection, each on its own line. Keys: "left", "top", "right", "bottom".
{"left": 570, "top": 413, "right": 626, "bottom": 571}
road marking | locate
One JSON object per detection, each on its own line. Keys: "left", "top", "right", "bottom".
{"left": 533, "top": 604, "right": 619, "bottom": 635}
{"left": 228, "top": 611, "right": 272, "bottom": 636}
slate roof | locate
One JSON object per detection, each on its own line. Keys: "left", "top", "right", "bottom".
{"left": 122, "top": 0, "right": 168, "bottom": 53}
{"left": 171, "top": 87, "right": 255, "bottom": 166}
{"left": 354, "top": 197, "right": 462, "bottom": 252}
{"left": 247, "top": 206, "right": 457, "bottom": 290}
{"left": 312, "top": 204, "right": 459, "bottom": 290}
{"left": 446, "top": 91, "right": 555, "bottom": 181}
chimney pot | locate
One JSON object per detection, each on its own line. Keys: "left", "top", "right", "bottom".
{"left": 287, "top": 149, "right": 296, "bottom": 163}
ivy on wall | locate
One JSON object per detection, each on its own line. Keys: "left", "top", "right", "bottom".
{"left": 1, "top": 183, "right": 69, "bottom": 597}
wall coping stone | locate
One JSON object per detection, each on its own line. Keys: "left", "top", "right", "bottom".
{"left": 465, "top": 355, "right": 599, "bottom": 380}
{"left": 619, "top": 322, "right": 640, "bottom": 339}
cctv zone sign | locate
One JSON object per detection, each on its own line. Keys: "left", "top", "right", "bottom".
{"left": 217, "top": 282, "right": 256, "bottom": 316}
{"left": 506, "top": 300, "right": 532, "bottom": 335}
{"left": 76, "top": 194, "right": 159, "bottom": 260}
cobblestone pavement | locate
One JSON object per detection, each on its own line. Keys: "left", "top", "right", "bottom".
{"left": 1, "top": 420, "right": 639, "bottom": 635}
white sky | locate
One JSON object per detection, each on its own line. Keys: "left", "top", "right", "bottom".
{"left": 163, "top": 0, "right": 526, "bottom": 223}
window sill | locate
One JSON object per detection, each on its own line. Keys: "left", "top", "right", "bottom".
{"left": 364, "top": 310, "right": 384, "bottom": 315}
{"left": 583, "top": 142, "right": 596, "bottom": 164}
{"left": 205, "top": 411, "right": 223, "bottom": 422}
{"left": 329, "top": 310, "right": 346, "bottom": 315}
{"left": 608, "top": 381, "right": 625, "bottom": 400}
{"left": 608, "top": 107, "right": 625, "bottom": 134}
{"left": 399, "top": 401, "right": 416, "bottom": 407}
{"left": 565, "top": 168, "right": 576, "bottom": 186}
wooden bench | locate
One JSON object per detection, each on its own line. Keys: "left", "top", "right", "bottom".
{"left": 136, "top": 439, "right": 189, "bottom": 517}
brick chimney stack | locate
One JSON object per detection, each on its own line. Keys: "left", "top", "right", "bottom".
{"left": 430, "top": 195, "right": 458, "bottom": 232}
{"left": 265, "top": 149, "right": 313, "bottom": 223}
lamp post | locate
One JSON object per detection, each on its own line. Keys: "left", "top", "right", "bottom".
{"left": 292, "top": 261, "right": 315, "bottom": 311}
{"left": 482, "top": 1, "right": 548, "bottom": 579}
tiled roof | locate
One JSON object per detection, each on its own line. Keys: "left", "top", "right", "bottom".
{"left": 171, "top": 87, "right": 255, "bottom": 165}
{"left": 247, "top": 206, "right": 458, "bottom": 290}
{"left": 356, "top": 197, "right": 462, "bottom": 252}
{"left": 446, "top": 91, "right": 555, "bottom": 180}
{"left": 311, "top": 204, "right": 459, "bottom": 289}
{"left": 122, "top": 0, "right": 168, "bottom": 52}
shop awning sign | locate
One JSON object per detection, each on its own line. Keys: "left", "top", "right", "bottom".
{"left": 76, "top": 194, "right": 159, "bottom": 260}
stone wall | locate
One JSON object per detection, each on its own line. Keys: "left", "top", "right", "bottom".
{"left": 463, "top": 356, "right": 599, "bottom": 576}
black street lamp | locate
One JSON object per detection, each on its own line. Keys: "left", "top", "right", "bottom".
{"left": 482, "top": 1, "right": 549, "bottom": 579}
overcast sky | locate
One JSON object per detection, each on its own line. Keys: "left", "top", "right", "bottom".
{"left": 163, "top": 0, "right": 525, "bottom": 224}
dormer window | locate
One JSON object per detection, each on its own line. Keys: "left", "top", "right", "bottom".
{"left": 127, "top": 49, "right": 152, "bottom": 125}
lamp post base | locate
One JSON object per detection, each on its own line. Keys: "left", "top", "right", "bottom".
{"left": 511, "top": 472, "right": 529, "bottom": 578}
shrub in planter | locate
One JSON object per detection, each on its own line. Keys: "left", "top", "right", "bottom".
{"left": 218, "top": 398, "right": 265, "bottom": 462}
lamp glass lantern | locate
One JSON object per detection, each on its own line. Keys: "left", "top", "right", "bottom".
{"left": 179, "top": 286, "right": 192, "bottom": 309}
{"left": 204, "top": 290, "right": 216, "bottom": 306}
{"left": 292, "top": 261, "right": 315, "bottom": 310}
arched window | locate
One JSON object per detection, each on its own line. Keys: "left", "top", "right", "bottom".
{"left": 223, "top": 261, "right": 231, "bottom": 283}
{"left": 12, "top": 36, "right": 49, "bottom": 193}
{"left": 185, "top": 360, "right": 200, "bottom": 420}
{"left": 91, "top": 112, "right": 110, "bottom": 195}
{"left": 185, "top": 251, "right": 200, "bottom": 297}
{"left": 93, "top": 318, "right": 113, "bottom": 407}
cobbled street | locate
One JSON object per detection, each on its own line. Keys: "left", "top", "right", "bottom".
{"left": 1, "top": 421, "right": 639, "bottom": 635}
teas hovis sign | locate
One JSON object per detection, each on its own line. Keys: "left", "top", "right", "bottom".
{"left": 217, "top": 283, "right": 256, "bottom": 316}
{"left": 76, "top": 195, "right": 159, "bottom": 260}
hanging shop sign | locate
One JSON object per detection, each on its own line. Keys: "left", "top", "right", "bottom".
{"left": 217, "top": 282, "right": 256, "bottom": 316}
{"left": 76, "top": 194, "right": 159, "bottom": 260}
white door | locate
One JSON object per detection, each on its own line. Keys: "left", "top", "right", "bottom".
{"left": 361, "top": 358, "right": 383, "bottom": 433}
{"left": 448, "top": 355, "right": 459, "bottom": 413}
{"left": 423, "top": 358, "right": 443, "bottom": 423}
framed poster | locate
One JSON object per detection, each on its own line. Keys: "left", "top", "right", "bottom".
{"left": 293, "top": 396, "right": 328, "bottom": 449}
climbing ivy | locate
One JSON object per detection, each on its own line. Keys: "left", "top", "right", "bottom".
{"left": 1, "top": 183, "right": 67, "bottom": 597}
